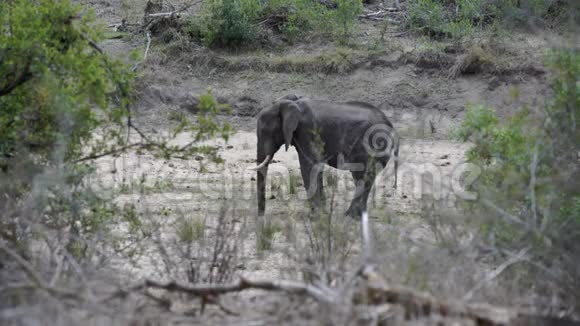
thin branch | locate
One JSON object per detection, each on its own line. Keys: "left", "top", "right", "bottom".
{"left": 144, "top": 32, "right": 152, "bottom": 61}
{"left": 463, "top": 247, "right": 529, "bottom": 301}
{"left": 49, "top": 251, "right": 65, "bottom": 287}
{"left": 129, "top": 122, "right": 154, "bottom": 143}
{"left": 361, "top": 211, "right": 373, "bottom": 261}
{"left": 479, "top": 198, "right": 529, "bottom": 228}
{"left": 0, "top": 241, "right": 79, "bottom": 300}
{"left": 529, "top": 140, "right": 539, "bottom": 227}
{"left": 145, "top": 11, "right": 186, "bottom": 18}
{"left": 73, "top": 142, "right": 146, "bottom": 163}
{"left": 0, "top": 61, "right": 32, "bottom": 97}
{"left": 359, "top": 9, "right": 400, "bottom": 21}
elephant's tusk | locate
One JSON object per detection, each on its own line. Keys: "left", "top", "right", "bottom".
{"left": 248, "top": 155, "right": 271, "bottom": 171}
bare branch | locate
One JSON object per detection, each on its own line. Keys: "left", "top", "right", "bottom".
{"left": 142, "top": 277, "right": 336, "bottom": 303}
{"left": 530, "top": 141, "right": 539, "bottom": 228}
{"left": 360, "top": 211, "right": 373, "bottom": 261}
{"left": 144, "top": 32, "right": 152, "bottom": 61}
{"left": 479, "top": 197, "right": 529, "bottom": 228}
{"left": 72, "top": 142, "right": 146, "bottom": 163}
{"left": 463, "top": 247, "right": 530, "bottom": 301}
{"left": 0, "top": 241, "right": 80, "bottom": 300}
{"left": 359, "top": 8, "right": 400, "bottom": 21}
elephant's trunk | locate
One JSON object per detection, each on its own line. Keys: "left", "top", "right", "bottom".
{"left": 257, "top": 149, "right": 268, "bottom": 216}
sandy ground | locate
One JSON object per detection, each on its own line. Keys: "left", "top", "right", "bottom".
{"left": 94, "top": 125, "right": 472, "bottom": 282}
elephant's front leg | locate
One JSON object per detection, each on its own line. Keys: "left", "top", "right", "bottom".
{"left": 298, "top": 154, "right": 325, "bottom": 214}
{"left": 346, "top": 170, "right": 376, "bottom": 219}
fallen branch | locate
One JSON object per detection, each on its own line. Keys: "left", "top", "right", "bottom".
{"left": 145, "top": 12, "right": 178, "bottom": 18}
{"left": 357, "top": 265, "right": 558, "bottom": 326}
{"left": 126, "top": 265, "right": 579, "bottom": 325}
{"left": 359, "top": 9, "right": 400, "bottom": 20}
{"left": 143, "top": 1, "right": 200, "bottom": 19}
{"left": 143, "top": 277, "right": 336, "bottom": 303}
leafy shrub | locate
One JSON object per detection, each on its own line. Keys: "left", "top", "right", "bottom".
{"left": 407, "top": 0, "right": 562, "bottom": 39}
{"left": 0, "top": 0, "right": 232, "bottom": 253}
{"left": 330, "top": 0, "right": 364, "bottom": 43}
{"left": 456, "top": 49, "right": 579, "bottom": 302}
{"left": 190, "top": 0, "right": 363, "bottom": 48}
{"left": 191, "top": 0, "right": 261, "bottom": 48}
{"left": 408, "top": 0, "right": 448, "bottom": 37}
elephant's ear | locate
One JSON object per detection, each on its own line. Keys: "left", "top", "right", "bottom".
{"left": 279, "top": 101, "right": 301, "bottom": 151}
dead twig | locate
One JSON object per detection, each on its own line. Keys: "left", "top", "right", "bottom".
{"left": 0, "top": 241, "right": 80, "bottom": 300}
{"left": 144, "top": 31, "right": 152, "bottom": 61}
{"left": 360, "top": 211, "right": 373, "bottom": 261}
{"left": 463, "top": 247, "right": 530, "bottom": 301}
{"left": 530, "top": 141, "right": 539, "bottom": 228}
{"left": 359, "top": 9, "right": 400, "bottom": 21}
{"left": 72, "top": 142, "right": 147, "bottom": 163}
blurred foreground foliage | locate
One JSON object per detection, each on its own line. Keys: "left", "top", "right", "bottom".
{"left": 456, "top": 48, "right": 579, "bottom": 304}
{"left": 0, "top": 0, "right": 232, "bottom": 256}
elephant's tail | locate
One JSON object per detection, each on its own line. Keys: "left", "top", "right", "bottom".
{"left": 393, "top": 133, "right": 399, "bottom": 189}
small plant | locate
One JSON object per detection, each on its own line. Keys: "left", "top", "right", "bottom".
{"left": 331, "top": 0, "right": 363, "bottom": 44}
{"left": 168, "top": 110, "right": 187, "bottom": 123}
{"left": 325, "top": 172, "right": 338, "bottom": 189}
{"left": 152, "top": 178, "right": 175, "bottom": 193}
{"left": 176, "top": 216, "right": 205, "bottom": 242}
{"left": 408, "top": 0, "right": 447, "bottom": 37}
{"left": 256, "top": 219, "right": 282, "bottom": 252}
{"left": 289, "top": 172, "right": 301, "bottom": 195}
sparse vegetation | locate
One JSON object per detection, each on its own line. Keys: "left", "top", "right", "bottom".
{"left": 256, "top": 219, "right": 283, "bottom": 252}
{"left": 176, "top": 216, "right": 205, "bottom": 242}
{"left": 288, "top": 172, "right": 301, "bottom": 194}
{"left": 186, "top": 0, "right": 363, "bottom": 48}
{"left": 407, "top": 0, "right": 570, "bottom": 40}
{"left": 455, "top": 48, "right": 580, "bottom": 305}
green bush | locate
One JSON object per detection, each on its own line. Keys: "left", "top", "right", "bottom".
{"left": 456, "top": 49, "right": 579, "bottom": 297}
{"left": 407, "top": 0, "right": 561, "bottom": 39}
{"left": 0, "top": 0, "right": 232, "bottom": 254}
{"left": 331, "top": 0, "right": 364, "bottom": 43}
{"left": 190, "top": 0, "right": 363, "bottom": 48}
{"left": 192, "top": 0, "right": 261, "bottom": 48}
{"left": 267, "top": 0, "right": 328, "bottom": 40}
{"left": 408, "top": 0, "right": 447, "bottom": 36}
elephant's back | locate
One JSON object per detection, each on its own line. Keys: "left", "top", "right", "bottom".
{"left": 301, "top": 100, "right": 390, "bottom": 126}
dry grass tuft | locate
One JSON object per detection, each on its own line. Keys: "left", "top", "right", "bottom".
{"left": 448, "top": 45, "right": 496, "bottom": 78}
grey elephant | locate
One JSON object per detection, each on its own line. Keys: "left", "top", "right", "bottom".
{"left": 250, "top": 96, "right": 399, "bottom": 219}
